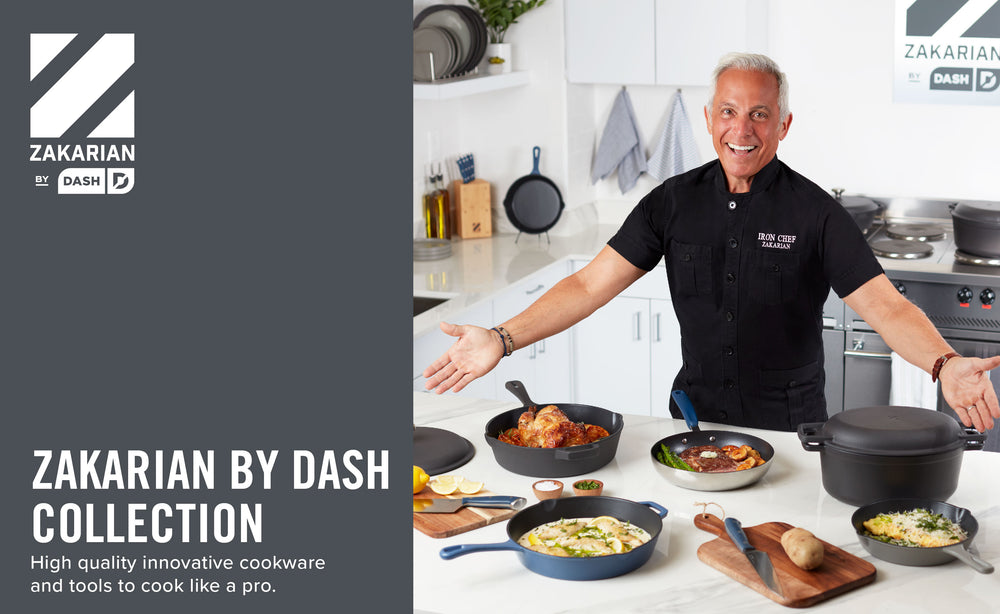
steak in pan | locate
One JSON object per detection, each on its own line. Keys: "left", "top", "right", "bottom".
{"left": 679, "top": 445, "right": 741, "bottom": 473}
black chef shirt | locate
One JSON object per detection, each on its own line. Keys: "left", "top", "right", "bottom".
{"left": 608, "top": 156, "right": 883, "bottom": 430}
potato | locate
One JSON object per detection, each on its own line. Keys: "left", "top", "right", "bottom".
{"left": 781, "top": 527, "right": 824, "bottom": 570}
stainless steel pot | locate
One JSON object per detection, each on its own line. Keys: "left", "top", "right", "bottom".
{"left": 950, "top": 201, "right": 1000, "bottom": 257}
{"left": 649, "top": 390, "right": 775, "bottom": 491}
{"left": 799, "top": 406, "right": 985, "bottom": 506}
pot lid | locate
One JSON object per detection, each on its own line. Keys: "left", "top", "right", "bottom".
{"left": 831, "top": 188, "right": 879, "bottom": 213}
{"left": 818, "top": 406, "right": 965, "bottom": 456}
{"left": 951, "top": 200, "right": 1000, "bottom": 225}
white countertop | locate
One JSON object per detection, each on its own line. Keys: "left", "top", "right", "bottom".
{"left": 412, "top": 392, "right": 1000, "bottom": 614}
{"left": 413, "top": 223, "right": 619, "bottom": 338}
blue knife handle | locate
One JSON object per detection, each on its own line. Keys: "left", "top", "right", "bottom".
{"left": 460, "top": 496, "right": 526, "bottom": 509}
{"left": 724, "top": 517, "right": 754, "bottom": 553}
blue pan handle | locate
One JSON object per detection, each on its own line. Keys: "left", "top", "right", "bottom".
{"left": 723, "top": 517, "right": 753, "bottom": 553}
{"left": 531, "top": 146, "right": 541, "bottom": 175}
{"left": 440, "top": 540, "right": 521, "bottom": 559}
{"left": 670, "top": 390, "right": 700, "bottom": 431}
{"left": 639, "top": 501, "right": 669, "bottom": 519}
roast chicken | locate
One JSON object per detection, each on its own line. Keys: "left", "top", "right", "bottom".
{"left": 498, "top": 405, "right": 610, "bottom": 448}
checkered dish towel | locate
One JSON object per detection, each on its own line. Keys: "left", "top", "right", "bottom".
{"left": 646, "top": 91, "right": 700, "bottom": 181}
{"left": 591, "top": 88, "right": 646, "bottom": 194}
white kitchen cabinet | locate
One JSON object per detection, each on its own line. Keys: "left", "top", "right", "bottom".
{"left": 564, "top": 0, "right": 656, "bottom": 85}
{"left": 571, "top": 261, "right": 681, "bottom": 416}
{"left": 492, "top": 262, "right": 573, "bottom": 402}
{"left": 413, "top": 299, "right": 497, "bottom": 400}
{"left": 564, "top": 0, "right": 768, "bottom": 85}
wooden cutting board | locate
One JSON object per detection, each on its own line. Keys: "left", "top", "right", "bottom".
{"left": 694, "top": 513, "right": 876, "bottom": 608}
{"left": 413, "top": 490, "right": 519, "bottom": 539}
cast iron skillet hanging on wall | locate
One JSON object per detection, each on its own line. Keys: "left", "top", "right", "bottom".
{"left": 503, "top": 146, "right": 565, "bottom": 243}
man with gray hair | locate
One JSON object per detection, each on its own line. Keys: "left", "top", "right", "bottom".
{"left": 423, "top": 52, "right": 1000, "bottom": 432}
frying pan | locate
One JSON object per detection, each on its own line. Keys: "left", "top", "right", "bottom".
{"left": 483, "top": 380, "right": 624, "bottom": 478}
{"left": 503, "top": 146, "right": 565, "bottom": 237}
{"left": 851, "top": 498, "right": 993, "bottom": 574}
{"left": 648, "top": 390, "right": 775, "bottom": 491}
{"left": 439, "top": 496, "right": 669, "bottom": 580}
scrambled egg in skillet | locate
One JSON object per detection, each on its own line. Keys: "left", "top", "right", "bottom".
{"left": 517, "top": 516, "right": 651, "bottom": 557}
{"left": 862, "top": 508, "right": 967, "bottom": 547}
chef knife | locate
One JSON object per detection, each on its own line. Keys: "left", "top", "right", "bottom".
{"left": 413, "top": 495, "right": 526, "bottom": 514}
{"left": 724, "top": 517, "right": 784, "bottom": 597}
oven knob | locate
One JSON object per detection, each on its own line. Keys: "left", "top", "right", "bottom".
{"left": 981, "top": 288, "right": 996, "bottom": 306}
{"left": 893, "top": 281, "right": 906, "bottom": 295}
{"left": 958, "top": 287, "right": 974, "bottom": 304}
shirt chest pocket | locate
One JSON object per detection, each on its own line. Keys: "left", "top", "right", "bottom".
{"left": 749, "top": 249, "right": 800, "bottom": 305}
{"left": 668, "top": 240, "right": 714, "bottom": 297}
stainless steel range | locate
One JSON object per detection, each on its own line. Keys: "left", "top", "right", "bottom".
{"left": 823, "top": 197, "right": 1000, "bottom": 451}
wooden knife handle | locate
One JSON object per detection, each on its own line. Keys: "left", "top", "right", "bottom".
{"left": 694, "top": 512, "right": 726, "bottom": 536}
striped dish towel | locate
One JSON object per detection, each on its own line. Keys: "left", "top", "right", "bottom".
{"left": 591, "top": 88, "right": 647, "bottom": 194}
{"left": 647, "top": 91, "right": 700, "bottom": 182}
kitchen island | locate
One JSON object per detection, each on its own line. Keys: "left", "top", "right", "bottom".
{"left": 413, "top": 392, "right": 999, "bottom": 614}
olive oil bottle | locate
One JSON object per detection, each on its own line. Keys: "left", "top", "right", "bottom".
{"left": 431, "top": 161, "right": 451, "bottom": 239}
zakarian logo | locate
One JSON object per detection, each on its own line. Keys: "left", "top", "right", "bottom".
{"left": 29, "top": 33, "right": 135, "bottom": 195}
{"left": 906, "top": 0, "right": 1000, "bottom": 38}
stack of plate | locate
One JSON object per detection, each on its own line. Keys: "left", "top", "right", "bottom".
{"left": 413, "top": 5, "right": 487, "bottom": 82}
{"left": 414, "top": 238, "right": 452, "bottom": 261}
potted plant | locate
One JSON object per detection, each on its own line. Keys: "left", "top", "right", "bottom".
{"left": 469, "top": 0, "right": 547, "bottom": 73}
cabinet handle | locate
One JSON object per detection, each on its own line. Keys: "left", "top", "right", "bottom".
{"left": 844, "top": 350, "right": 891, "bottom": 360}
{"left": 633, "top": 311, "right": 642, "bottom": 341}
{"left": 529, "top": 343, "right": 537, "bottom": 360}
{"left": 538, "top": 339, "right": 546, "bottom": 354}
{"left": 654, "top": 313, "right": 661, "bottom": 343}
{"left": 525, "top": 284, "right": 545, "bottom": 295}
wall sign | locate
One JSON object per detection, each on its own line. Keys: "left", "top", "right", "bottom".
{"left": 895, "top": 0, "right": 1000, "bottom": 105}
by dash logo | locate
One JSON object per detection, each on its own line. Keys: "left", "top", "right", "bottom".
{"left": 29, "top": 33, "right": 136, "bottom": 195}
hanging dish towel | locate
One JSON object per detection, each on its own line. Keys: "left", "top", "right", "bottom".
{"left": 647, "top": 90, "right": 701, "bottom": 181}
{"left": 591, "top": 88, "right": 646, "bottom": 194}
{"left": 889, "top": 351, "right": 938, "bottom": 409}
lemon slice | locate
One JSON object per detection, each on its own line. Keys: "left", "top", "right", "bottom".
{"left": 458, "top": 479, "right": 484, "bottom": 494}
{"left": 587, "top": 516, "right": 621, "bottom": 527}
{"left": 429, "top": 475, "right": 459, "bottom": 495}
{"left": 608, "top": 538, "right": 623, "bottom": 553}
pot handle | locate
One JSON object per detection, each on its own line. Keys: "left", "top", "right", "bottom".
{"left": 962, "top": 427, "right": 987, "bottom": 451}
{"left": 505, "top": 380, "right": 536, "bottom": 407}
{"left": 440, "top": 540, "right": 521, "bottom": 560}
{"left": 671, "top": 390, "right": 700, "bottom": 431}
{"left": 638, "top": 501, "right": 669, "bottom": 519}
{"left": 553, "top": 443, "right": 600, "bottom": 460}
{"left": 944, "top": 544, "right": 995, "bottom": 574}
{"left": 797, "top": 422, "right": 830, "bottom": 451}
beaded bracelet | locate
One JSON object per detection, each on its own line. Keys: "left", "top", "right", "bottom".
{"left": 491, "top": 326, "right": 514, "bottom": 357}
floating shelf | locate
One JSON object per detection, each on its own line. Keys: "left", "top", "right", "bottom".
{"left": 413, "top": 71, "right": 531, "bottom": 100}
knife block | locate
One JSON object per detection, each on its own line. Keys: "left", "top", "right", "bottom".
{"left": 452, "top": 179, "right": 492, "bottom": 239}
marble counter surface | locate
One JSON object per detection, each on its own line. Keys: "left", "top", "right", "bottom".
{"left": 413, "top": 392, "right": 1000, "bottom": 614}
{"left": 413, "top": 225, "right": 619, "bottom": 338}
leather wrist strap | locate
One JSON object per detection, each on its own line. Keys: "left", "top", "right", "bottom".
{"left": 931, "top": 352, "right": 960, "bottom": 383}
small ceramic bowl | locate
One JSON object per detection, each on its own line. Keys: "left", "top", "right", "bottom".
{"left": 572, "top": 479, "right": 604, "bottom": 496}
{"left": 532, "top": 479, "right": 564, "bottom": 500}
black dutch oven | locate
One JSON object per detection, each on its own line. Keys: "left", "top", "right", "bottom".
{"left": 484, "top": 381, "right": 624, "bottom": 478}
{"left": 851, "top": 498, "right": 993, "bottom": 573}
{"left": 950, "top": 200, "right": 1000, "bottom": 258}
{"left": 831, "top": 188, "right": 881, "bottom": 232}
{"left": 798, "top": 406, "right": 986, "bottom": 506}
{"left": 439, "top": 496, "right": 669, "bottom": 580}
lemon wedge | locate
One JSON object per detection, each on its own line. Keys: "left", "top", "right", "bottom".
{"left": 413, "top": 466, "right": 430, "bottom": 494}
{"left": 429, "top": 475, "right": 459, "bottom": 495}
{"left": 458, "top": 479, "right": 484, "bottom": 494}
{"left": 528, "top": 533, "right": 541, "bottom": 546}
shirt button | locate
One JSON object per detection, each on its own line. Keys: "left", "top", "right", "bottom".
{"left": 772, "top": 264, "right": 781, "bottom": 272}
{"left": 727, "top": 200, "right": 737, "bottom": 210}
{"left": 726, "top": 311, "right": 735, "bottom": 322}
{"left": 682, "top": 253, "right": 692, "bottom": 262}
{"left": 724, "top": 379, "right": 735, "bottom": 389}
{"left": 726, "top": 346, "right": 735, "bottom": 356}
{"left": 729, "top": 237, "right": 738, "bottom": 248}
{"left": 726, "top": 272, "right": 735, "bottom": 283}
{"left": 720, "top": 412, "right": 729, "bottom": 420}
